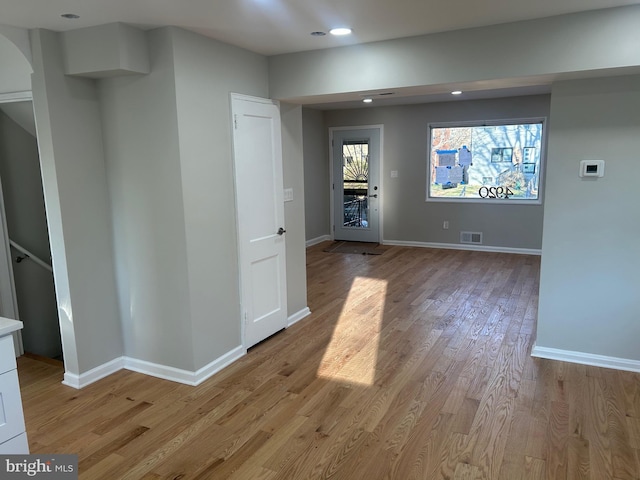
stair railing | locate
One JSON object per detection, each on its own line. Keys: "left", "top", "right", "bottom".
{"left": 9, "top": 240, "right": 53, "bottom": 273}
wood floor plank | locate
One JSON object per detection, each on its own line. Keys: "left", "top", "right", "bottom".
{"left": 524, "top": 456, "right": 546, "bottom": 480}
{"left": 17, "top": 244, "right": 640, "bottom": 479}
{"left": 586, "top": 376, "right": 615, "bottom": 479}
{"left": 497, "top": 378, "right": 536, "bottom": 480}
{"left": 454, "top": 462, "right": 485, "bottom": 480}
{"left": 545, "top": 400, "right": 570, "bottom": 479}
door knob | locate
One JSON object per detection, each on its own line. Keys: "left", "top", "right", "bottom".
{"left": 277, "top": 227, "right": 286, "bottom": 235}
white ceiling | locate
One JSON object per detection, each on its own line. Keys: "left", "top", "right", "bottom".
{"left": 2, "top": 0, "right": 640, "bottom": 56}
{"left": 2, "top": 0, "right": 638, "bottom": 109}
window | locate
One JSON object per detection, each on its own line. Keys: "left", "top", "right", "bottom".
{"left": 427, "top": 119, "right": 545, "bottom": 202}
{"left": 491, "top": 147, "right": 513, "bottom": 163}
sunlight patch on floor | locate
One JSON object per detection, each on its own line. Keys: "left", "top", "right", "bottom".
{"left": 317, "top": 276, "right": 388, "bottom": 386}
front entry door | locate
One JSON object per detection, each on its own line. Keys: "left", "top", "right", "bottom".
{"left": 332, "top": 127, "right": 381, "bottom": 243}
{"left": 231, "top": 94, "right": 288, "bottom": 348}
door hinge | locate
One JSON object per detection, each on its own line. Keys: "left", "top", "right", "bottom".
{"left": 332, "top": 183, "right": 334, "bottom": 190}
{"left": 333, "top": 225, "right": 335, "bottom": 231}
{"left": 234, "top": 115, "right": 238, "bottom": 130}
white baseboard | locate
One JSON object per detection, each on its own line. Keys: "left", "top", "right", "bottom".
{"left": 62, "top": 356, "right": 124, "bottom": 389}
{"left": 62, "top": 345, "right": 246, "bottom": 389}
{"left": 190, "top": 346, "right": 246, "bottom": 385}
{"left": 306, "top": 235, "right": 331, "bottom": 247}
{"left": 288, "top": 307, "right": 311, "bottom": 327}
{"left": 531, "top": 344, "right": 640, "bottom": 373}
{"left": 383, "top": 239, "right": 541, "bottom": 256}
{"left": 124, "top": 345, "right": 246, "bottom": 386}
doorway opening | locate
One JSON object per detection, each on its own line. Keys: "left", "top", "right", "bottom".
{"left": 0, "top": 95, "right": 62, "bottom": 361}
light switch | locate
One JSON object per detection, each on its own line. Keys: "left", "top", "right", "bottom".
{"left": 390, "top": 170, "right": 398, "bottom": 178}
{"left": 284, "top": 188, "right": 293, "bottom": 202}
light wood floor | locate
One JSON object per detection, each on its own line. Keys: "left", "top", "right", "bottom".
{"left": 19, "top": 244, "right": 640, "bottom": 479}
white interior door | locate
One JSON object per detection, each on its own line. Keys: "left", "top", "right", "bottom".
{"left": 231, "top": 94, "right": 287, "bottom": 348}
{"left": 332, "top": 127, "right": 381, "bottom": 243}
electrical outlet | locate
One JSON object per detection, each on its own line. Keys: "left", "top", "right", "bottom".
{"left": 443, "top": 221, "right": 449, "bottom": 230}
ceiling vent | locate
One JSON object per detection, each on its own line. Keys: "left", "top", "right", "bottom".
{"left": 460, "top": 231, "right": 483, "bottom": 245}
{"left": 361, "top": 92, "right": 396, "bottom": 98}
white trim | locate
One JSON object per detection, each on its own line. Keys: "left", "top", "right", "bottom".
{"left": 288, "top": 307, "right": 311, "bottom": 327}
{"left": 0, "top": 91, "right": 32, "bottom": 104}
{"left": 531, "top": 344, "right": 640, "bottom": 373}
{"left": 62, "top": 346, "right": 246, "bottom": 389}
{"left": 124, "top": 345, "right": 246, "bottom": 387}
{"left": 383, "top": 239, "right": 541, "bottom": 256}
{"left": 306, "top": 235, "right": 331, "bottom": 247}
{"left": 62, "top": 357, "right": 124, "bottom": 389}
{"left": 230, "top": 92, "right": 277, "bottom": 107}
{"left": 426, "top": 197, "right": 543, "bottom": 206}
{"left": 190, "top": 346, "right": 245, "bottom": 385}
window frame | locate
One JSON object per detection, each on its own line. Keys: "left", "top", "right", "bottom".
{"left": 426, "top": 117, "right": 547, "bottom": 205}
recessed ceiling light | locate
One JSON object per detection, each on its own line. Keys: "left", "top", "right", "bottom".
{"left": 451, "top": 90, "right": 463, "bottom": 95}
{"left": 363, "top": 98, "right": 373, "bottom": 103}
{"left": 61, "top": 13, "right": 80, "bottom": 19}
{"left": 310, "top": 31, "right": 326, "bottom": 37}
{"left": 329, "top": 28, "right": 352, "bottom": 36}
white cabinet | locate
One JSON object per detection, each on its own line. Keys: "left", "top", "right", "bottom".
{"left": 0, "top": 319, "right": 28, "bottom": 454}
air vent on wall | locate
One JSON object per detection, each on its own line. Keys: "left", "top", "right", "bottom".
{"left": 460, "top": 231, "right": 483, "bottom": 245}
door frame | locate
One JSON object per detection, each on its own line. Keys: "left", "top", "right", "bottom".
{"left": 329, "top": 125, "right": 384, "bottom": 243}
{"left": 230, "top": 93, "right": 288, "bottom": 350}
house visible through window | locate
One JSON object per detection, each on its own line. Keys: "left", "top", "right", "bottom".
{"left": 427, "top": 119, "right": 545, "bottom": 202}
{"left": 491, "top": 147, "right": 513, "bottom": 162}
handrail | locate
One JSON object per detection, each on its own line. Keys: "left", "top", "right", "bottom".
{"left": 9, "top": 240, "right": 53, "bottom": 273}
{"left": 0, "top": 91, "right": 32, "bottom": 104}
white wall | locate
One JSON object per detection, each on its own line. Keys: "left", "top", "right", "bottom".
{"left": 322, "top": 95, "right": 550, "bottom": 250}
{"left": 62, "top": 23, "right": 149, "bottom": 77}
{"left": 0, "top": 26, "right": 32, "bottom": 71}
{"left": 536, "top": 75, "right": 640, "bottom": 362}
{"left": 0, "top": 34, "right": 31, "bottom": 94}
{"left": 0, "top": 102, "right": 36, "bottom": 136}
{"left": 29, "top": 23, "right": 308, "bottom": 380}
{"left": 99, "top": 28, "right": 195, "bottom": 370}
{"left": 0, "top": 110, "right": 48, "bottom": 260}
{"left": 269, "top": 5, "right": 640, "bottom": 101}
{"left": 170, "top": 27, "right": 270, "bottom": 369}
{"left": 101, "top": 27, "right": 306, "bottom": 372}
{"left": 302, "top": 108, "right": 330, "bottom": 242}
{"left": 30, "top": 29, "right": 124, "bottom": 375}
{"left": 280, "top": 103, "right": 308, "bottom": 317}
